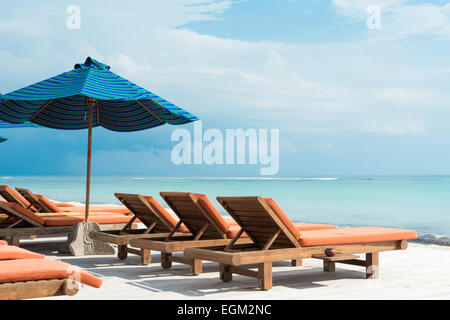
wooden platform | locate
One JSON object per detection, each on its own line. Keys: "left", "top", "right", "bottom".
{"left": 20, "top": 241, "right": 450, "bottom": 300}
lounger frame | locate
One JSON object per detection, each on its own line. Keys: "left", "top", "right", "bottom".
{"left": 0, "top": 203, "right": 131, "bottom": 246}
{"left": 129, "top": 192, "right": 253, "bottom": 275}
{"left": 183, "top": 196, "right": 410, "bottom": 290}
{"left": 90, "top": 193, "right": 193, "bottom": 264}
{"left": 0, "top": 186, "right": 33, "bottom": 211}
{"left": 15, "top": 187, "right": 54, "bottom": 213}
{"left": 0, "top": 279, "right": 79, "bottom": 300}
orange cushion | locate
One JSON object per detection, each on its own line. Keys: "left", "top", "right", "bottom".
{"left": 0, "top": 241, "right": 7, "bottom": 246}
{"left": 293, "top": 222, "right": 336, "bottom": 232}
{"left": 263, "top": 198, "right": 300, "bottom": 240}
{"left": 43, "top": 213, "right": 137, "bottom": 226}
{"left": 3, "top": 202, "right": 44, "bottom": 225}
{"left": 226, "top": 225, "right": 249, "bottom": 239}
{"left": 0, "top": 246, "right": 45, "bottom": 260}
{"left": 194, "top": 193, "right": 230, "bottom": 233}
{"left": 36, "top": 194, "right": 63, "bottom": 213}
{"left": 61, "top": 206, "right": 130, "bottom": 214}
{"left": 223, "top": 216, "right": 239, "bottom": 227}
{"left": 86, "top": 214, "right": 132, "bottom": 224}
{"left": 0, "top": 259, "right": 102, "bottom": 288}
{"left": 144, "top": 196, "right": 189, "bottom": 233}
{"left": 298, "top": 227, "right": 418, "bottom": 247}
{"left": 43, "top": 216, "right": 83, "bottom": 226}
{"left": 0, "top": 185, "right": 33, "bottom": 209}
{"left": 55, "top": 203, "right": 75, "bottom": 207}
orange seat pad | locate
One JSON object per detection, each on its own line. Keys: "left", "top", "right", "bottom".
{"left": 42, "top": 214, "right": 132, "bottom": 226}
{"left": 55, "top": 202, "right": 75, "bottom": 207}
{"left": 226, "top": 225, "right": 249, "bottom": 238}
{"left": 3, "top": 202, "right": 44, "bottom": 225}
{"left": 36, "top": 194, "right": 63, "bottom": 212}
{"left": 298, "top": 227, "right": 417, "bottom": 247}
{"left": 61, "top": 206, "right": 130, "bottom": 214}
{"left": 0, "top": 246, "right": 45, "bottom": 260}
{"left": 226, "top": 222, "right": 336, "bottom": 239}
{"left": 0, "top": 259, "right": 102, "bottom": 288}
{"left": 293, "top": 222, "right": 336, "bottom": 232}
{"left": 194, "top": 193, "right": 231, "bottom": 233}
{"left": 0, "top": 241, "right": 8, "bottom": 246}
{"left": 144, "top": 196, "right": 189, "bottom": 233}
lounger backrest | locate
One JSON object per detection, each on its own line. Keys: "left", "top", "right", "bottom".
{"left": 217, "top": 196, "right": 301, "bottom": 249}
{"left": 35, "top": 194, "right": 63, "bottom": 213}
{"left": 0, "top": 202, "right": 44, "bottom": 227}
{"left": 15, "top": 188, "right": 56, "bottom": 213}
{"left": 114, "top": 193, "right": 173, "bottom": 233}
{"left": 0, "top": 185, "right": 33, "bottom": 210}
{"left": 160, "top": 192, "right": 228, "bottom": 239}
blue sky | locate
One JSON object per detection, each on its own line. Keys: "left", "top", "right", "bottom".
{"left": 1, "top": 0, "right": 450, "bottom": 176}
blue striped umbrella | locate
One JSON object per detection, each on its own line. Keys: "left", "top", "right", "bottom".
{"left": 0, "top": 121, "right": 39, "bottom": 143}
{"left": 0, "top": 57, "right": 198, "bottom": 220}
{"left": 0, "top": 121, "right": 39, "bottom": 129}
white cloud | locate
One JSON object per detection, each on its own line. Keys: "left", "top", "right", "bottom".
{"left": 362, "top": 120, "right": 427, "bottom": 135}
{"left": 1, "top": 0, "right": 448, "bottom": 139}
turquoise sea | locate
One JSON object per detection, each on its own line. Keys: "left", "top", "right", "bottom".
{"left": 1, "top": 176, "right": 449, "bottom": 244}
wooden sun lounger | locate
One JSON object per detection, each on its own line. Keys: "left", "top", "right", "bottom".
{"left": 0, "top": 278, "right": 80, "bottom": 300}
{"left": 15, "top": 187, "right": 130, "bottom": 215}
{"left": 0, "top": 202, "right": 132, "bottom": 247}
{"left": 0, "top": 185, "right": 35, "bottom": 211}
{"left": 184, "top": 196, "right": 417, "bottom": 290}
{"left": 15, "top": 187, "right": 55, "bottom": 213}
{"left": 0, "top": 259, "right": 102, "bottom": 300}
{"left": 89, "top": 193, "right": 192, "bottom": 264}
{"left": 129, "top": 192, "right": 255, "bottom": 275}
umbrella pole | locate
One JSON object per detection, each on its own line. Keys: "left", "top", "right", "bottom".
{"left": 85, "top": 97, "right": 95, "bottom": 222}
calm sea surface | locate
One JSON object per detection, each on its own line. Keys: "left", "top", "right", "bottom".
{"left": 1, "top": 176, "right": 449, "bottom": 243}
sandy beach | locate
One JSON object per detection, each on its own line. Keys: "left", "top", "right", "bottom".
{"left": 20, "top": 239, "right": 449, "bottom": 300}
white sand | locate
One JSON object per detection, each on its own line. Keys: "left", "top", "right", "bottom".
{"left": 22, "top": 240, "right": 449, "bottom": 300}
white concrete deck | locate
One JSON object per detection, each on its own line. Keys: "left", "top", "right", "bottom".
{"left": 22, "top": 240, "right": 450, "bottom": 300}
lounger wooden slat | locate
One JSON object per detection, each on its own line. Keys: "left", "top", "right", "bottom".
{"left": 15, "top": 188, "right": 53, "bottom": 213}
{"left": 183, "top": 196, "right": 417, "bottom": 290}
{"left": 0, "top": 186, "right": 34, "bottom": 211}
{"left": 129, "top": 192, "right": 254, "bottom": 275}
{"left": 89, "top": 193, "right": 192, "bottom": 264}
{"left": 0, "top": 279, "right": 78, "bottom": 300}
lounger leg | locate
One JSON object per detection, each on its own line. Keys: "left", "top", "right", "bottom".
{"left": 161, "top": 252, "right": 173, "bottom": 269}
{"left": 10, "top": 236, "right": 19, "bottom": 247}
{"left": 191, "top": 259, "right": 202, "bottom": 276}
{"left": 323, "top": 261, "right": 336, "bottom": 272}
{"left": 219, "top": 263, "right": 233, "bottom": 282}
{"left": 366, "top": 253, "right": 379, "bottom": 279}
{"left": 291, "top": 259, "right": 303, "bottom": 267}
{"left": 258, "top": 262, "right": 273, "bottom": 290}
{"left": 141, "top": 249, "right": 151, "bottom": 265}
{"left": 118, "top": 245, "right": 128, "bottom": 260}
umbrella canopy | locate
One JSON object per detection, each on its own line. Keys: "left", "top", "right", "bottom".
{"left": 0, "top": 121, "right": 40, "bottom": 143}
{"left": 0, "top": 121, "right": 39, "bottom": 128}
{"left": 0, "top": 57, "right": 197, "bottom": 130}
{"left": 0, "top": 57, "right": 198, "bottom": 220}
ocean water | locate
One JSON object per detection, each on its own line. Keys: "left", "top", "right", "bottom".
{"left": 1, "top": 176, "right": 449, "bottom": 244}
